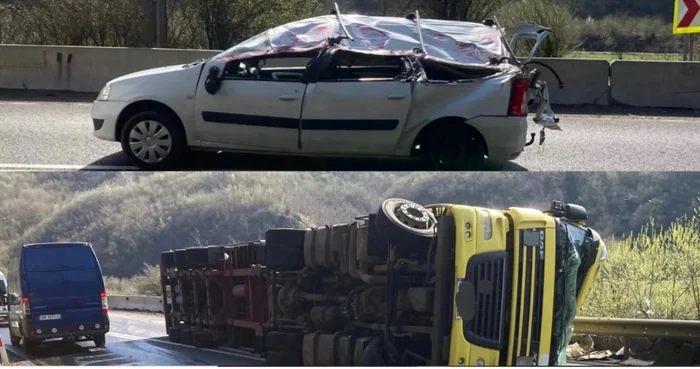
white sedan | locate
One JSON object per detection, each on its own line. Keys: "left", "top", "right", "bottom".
{"left": 91, "top": 12, "right": 561, "bottom": 170}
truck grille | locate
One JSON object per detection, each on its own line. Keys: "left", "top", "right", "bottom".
{"left": 510, "top": 228, "right": 546, "bottom": 365}
{"left": 462, "top": 251, "right": 509, "bottom": 350}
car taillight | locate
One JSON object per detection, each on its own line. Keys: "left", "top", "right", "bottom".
{"left": 509, "top": 77, "right": 530, "bottom": 117}
{"left": 100, "top": 291, "right": 109, "bottom": 314}
{"left": 21, "top": 296, "right": 31, "bottom": 316}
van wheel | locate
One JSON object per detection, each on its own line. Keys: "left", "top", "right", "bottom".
{"left": 120, "top": 111, "right": 187, "bottom": 170}
{"left": 10, "top": 333, "right": 21, "bottom": 347}
{"left": 93, "top": 334, "right": 106, "bottom": 348}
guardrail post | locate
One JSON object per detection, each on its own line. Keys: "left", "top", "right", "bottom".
{"left": 623, "top": 336, "right": 630, "bottom": 359}
{"left": 156, "top": 0, "right": 168, "bottom": 47}
{"left": 143, "top": 0, "right": 157, "bottom": 46}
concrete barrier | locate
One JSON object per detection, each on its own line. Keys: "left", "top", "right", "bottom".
{"left": 610, "top": 60, "right": 700, "bottom": 109}
{"left": 0, "top": 45, "right": 219, "bottom": 93}
{"left": 2, "top": 44, "right": 700, "bottom": 110}
{"left": 109, "top": 295, "right": 163, "bottom": 313}
{"left": 531, "top": 58, "right": 611, "bottom": 106}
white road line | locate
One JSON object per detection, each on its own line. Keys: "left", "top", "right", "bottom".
{"left": 107, "top": 332, "right": 264, "bottom": 362}
{"left": 0, "top": 163, "right": 139, "bottom": 171}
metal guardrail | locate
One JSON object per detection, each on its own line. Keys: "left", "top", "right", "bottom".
{"left": 573, "top": 317, "right": 700, "bottom": 340}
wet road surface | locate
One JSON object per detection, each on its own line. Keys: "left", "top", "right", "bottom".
{"left": 0, "top": 311, "right": 264, "bottom": 366}
{"left": 0, "top": 310, "right": 653, "bottom": 366}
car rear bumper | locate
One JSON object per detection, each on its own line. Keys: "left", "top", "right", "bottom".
{"left": 475, "top": 116, "right": 528, "bottom": 162}
{"left": 91, "top": 100, "right": 129, "bottom": 142}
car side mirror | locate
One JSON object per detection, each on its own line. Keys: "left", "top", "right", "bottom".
{"left": 204, "top": 66, "right": 223, "bottom": 95}
{"left": 8, "top": 293, "right": 19, "bottom": 306}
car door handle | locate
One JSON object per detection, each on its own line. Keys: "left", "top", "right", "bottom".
{"left": 279, "top": 95, "right": 297, "bottom": 101}
{"left": 387, "top": 94, "right": 406, "bottom": 100}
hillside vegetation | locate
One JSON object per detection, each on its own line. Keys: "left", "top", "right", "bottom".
{"left": 2, "top": 172, "right": 700, "bottom": 318}
{"left": 0, "top": 0, "right": 686, "bottom": 57}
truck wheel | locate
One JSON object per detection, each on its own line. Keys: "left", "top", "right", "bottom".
{"left": 264, "top": 248, "right": 304, "bottom": 271}
{"left": 10, "top": 333, "right": 21, "bottom": 347}
{"left": 266, "top": 350, "right": 303, "bottom": 366}
{"left": 361, "top": 336, "right": 385, "bottom": 365}
{"left": 375, "top": 198, "right": 437, "bottom": 251}
{"left": 193, "top": 331, "right": 216, "bottom": 349}
{"left": 168, "top": 327, "right": 182, "bottom": 343}
{"left": 266, "top": 331, "right": 304, "bottom": 351}
{"left": 181, "top": 329, "right": 194, "bottom": 346}
{"left": 120, "top": 111, "right": 187, "bottom": 171}
{"left": 93, "top": 334, "right": 106, "bottom": 348}
{"left": 265, "top": 229, "right": 307, "bottom": 250}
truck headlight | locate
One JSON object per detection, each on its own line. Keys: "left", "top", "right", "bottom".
{"left": 598, "top": 243, "right": 607, "bottom": 261}
{"left": 481, "top": 210, "right": 492, "bottom": 240}
{"left": 97, "top": 85, "right": 111, "bottom": 101}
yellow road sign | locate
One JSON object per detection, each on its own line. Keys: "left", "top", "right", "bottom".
{"left": 674, "top": 0, "right": 700, "bottom": 34}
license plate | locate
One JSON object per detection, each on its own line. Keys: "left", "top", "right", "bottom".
{"left": 39, "top": 314, "right": 61, "bottom": 321}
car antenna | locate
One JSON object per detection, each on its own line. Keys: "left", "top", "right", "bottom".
{"left": 413, "top": 10, "right": 427, "bottom": 55}
{"left": 333, "top": 2, "right": 354, "bottom": 42}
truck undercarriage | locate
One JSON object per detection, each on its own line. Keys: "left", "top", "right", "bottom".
{"left": 159, "top": 198, "right": 605, "bottom": 366}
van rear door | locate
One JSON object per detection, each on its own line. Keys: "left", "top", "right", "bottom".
{"left": 22, "top": 245, "right": 105, "bottom": 327}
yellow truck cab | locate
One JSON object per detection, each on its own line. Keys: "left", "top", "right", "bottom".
{"left": 429, "top": 200, "right": 606, "bottom": 366}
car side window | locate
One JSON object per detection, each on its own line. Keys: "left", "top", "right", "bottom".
{"left": 319, "top": 51, "right": 409, "bottom": 82}
{"left": 223, "top": 56, "right": 312, "bottom": 82}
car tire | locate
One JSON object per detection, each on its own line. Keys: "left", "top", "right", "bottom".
{"left": 10, "top": 333, "right": 21, "bottom": 347}
{"left": 374, "top": 198, "right": 437, "bottom": 254}
{"left": 423, "top": 124, "right": 485, "bottom": 170}
{"left": 93, "top": 334, "right": 106, "bottom": 348}
{"left": 265, "top": 350, "right": 303, "bottom": 366}
{"left": 120, "top": 111, "right": 187, "bottom": 170}
{"left": 266, "top": 331, "right": 304, "bottom": 352}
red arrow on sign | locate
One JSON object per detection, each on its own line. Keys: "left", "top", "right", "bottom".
{"left": 679, "top": 0, "right": 700, "bottom": 28}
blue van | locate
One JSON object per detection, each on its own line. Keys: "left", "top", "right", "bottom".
{"left": 8, "top": 242, "right": 110, "bottom": 349}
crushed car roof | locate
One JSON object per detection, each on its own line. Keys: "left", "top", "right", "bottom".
{"left": 215, "top": 14, "right": 508, "bottom": 67}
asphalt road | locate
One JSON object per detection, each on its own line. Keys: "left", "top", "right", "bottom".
{"left": 0, "top": 311, "right": 264, "bottom": 366}
{"left": 0, "top": 311, "right": 652, "bottom": 367}
{"left": 2, "top": 94, "right": 700, "bottom": 171}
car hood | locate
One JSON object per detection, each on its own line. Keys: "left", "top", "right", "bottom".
{"left": 108, "top": 64, "right": 190, "bottom": 86}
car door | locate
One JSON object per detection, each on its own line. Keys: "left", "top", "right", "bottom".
{"left": 193, "top": 56, "right": 310, "bottom": 153}
{"left": 299, "top": 51, "right": 413, "bottom": 155}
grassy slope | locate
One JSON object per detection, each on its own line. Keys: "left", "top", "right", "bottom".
{"left": 2, "top": 172, "right": 699, "bottom": 279}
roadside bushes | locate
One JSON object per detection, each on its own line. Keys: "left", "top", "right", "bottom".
{"left": 581, "top": 205, "right": 700, "bottom": 320}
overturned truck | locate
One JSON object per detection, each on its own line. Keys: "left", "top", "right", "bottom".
{"left": 160, "top": 198, "right": 606, "bottom": 366}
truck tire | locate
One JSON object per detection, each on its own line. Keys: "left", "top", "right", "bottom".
{"left": 193, "top": 331, "right": 216, "bottom": 349}
{"left": 265, "top": 229, "right": 307, "bottom": 250}
{"left": 93, "top": 334, "right": 106, "bottom": 348}
{"left": 181, "top": 329, "right": 194, "bottom": 346}
{"left": 266, "top": 331, "right": 304, "bottom": 351}
{"left": 264, "top": 248, "right": 304, "bottom": 271}
{"left": 375, "top": 198, "right": 437, "bottom": 253}
{"left": 168, "top": 327, "right": 182, "bottom": 343}
{"left": 265, "top": 350, "right": 303, "bottom": 366}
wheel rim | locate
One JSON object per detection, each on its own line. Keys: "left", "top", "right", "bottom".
{"left": 128, "top": 120, "right": 173, "bottom": 164}
{"left": 393, "top": 202, "right": 434, "bottom": 230}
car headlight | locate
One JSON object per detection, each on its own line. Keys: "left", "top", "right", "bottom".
{"left": 598, "top": 242, "right": 607, "bottom": 261}
{"left": 97, "top": 85, "right": 111, "bottom": 101}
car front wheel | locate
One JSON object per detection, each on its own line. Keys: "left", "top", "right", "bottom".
{"left": 120, "top": 111, "right": 187, "bottom": 170}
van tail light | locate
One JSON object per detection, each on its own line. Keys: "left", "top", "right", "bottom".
{"left": 100, "top": 291, "right": 109, "bottom": 314}
{"left": 509, "top": 77, "right": 530, "bottom": 117}
{"left": 21, "top": 296, "right": 31, "bottom": 316}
